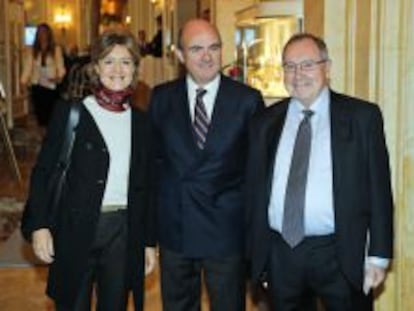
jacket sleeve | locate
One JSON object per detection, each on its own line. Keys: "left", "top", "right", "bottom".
{"left": 367, "top": 105, "right": 394, "bottom": 258}
{"left": 144, "top": 110, "right": 157, "bottom": 247}
{"left": 20, "top": 101, "right": 71, "bottom": 241}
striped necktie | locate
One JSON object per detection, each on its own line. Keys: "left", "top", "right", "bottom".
{"left": 193, "top": 88, "right": 209, "bottom": 149}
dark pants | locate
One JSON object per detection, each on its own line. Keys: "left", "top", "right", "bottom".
{"left": 56, "top": 210, "right": 128, "bottom": 311}
{"left": 31, "top": 84, "right": 59, "bottom": 127}
{"left": 160, "top": 247, "right": 246, "bottom": 311}
{"left": 267, "top": 231, "right": 372, "bottom": 311}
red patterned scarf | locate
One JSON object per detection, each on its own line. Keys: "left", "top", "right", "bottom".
{"left": 93, "top": 85, "right": 134, "bottom": 112}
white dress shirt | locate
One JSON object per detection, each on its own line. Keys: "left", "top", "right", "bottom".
{"left": 186, "top": 75, "right": 220, "bottom": 122}
{"left": 268, "top": 87, "right": 335, "bottom": 236}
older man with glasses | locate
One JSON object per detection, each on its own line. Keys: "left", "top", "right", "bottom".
{"left": 246, "top": 33, "right": 394, "bottom": 310}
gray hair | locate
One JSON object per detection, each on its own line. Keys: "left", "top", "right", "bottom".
{"left": 282, "top": 32, "right": 329, "bottom": 61}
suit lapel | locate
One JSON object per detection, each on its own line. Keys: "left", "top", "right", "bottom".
{"left": 78, "top": 105, "right": 107, "bottom": 149}
{"left": 330, "top": 91, "right": 352, "bottom": 198}
{"left": 202, "top": 76, "right": 229, "bottom": 152}
{"left": 130, "top": 109, "right": 147, "bottom": 187}
{"left": 173, "top": 79, "right": 200, "bottom": 152}
{"left": 167, "top": 79, "right": 209, "bottom": 177}
{"left": 130, "top": 109, "right": 141, "bottom": 166}
{"left": 264, "top": 101, "right": 289, "bottom": 197}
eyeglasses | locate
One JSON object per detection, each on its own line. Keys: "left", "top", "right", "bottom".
{"left": 282, "top": 59, "right": 328, "bottom": 73}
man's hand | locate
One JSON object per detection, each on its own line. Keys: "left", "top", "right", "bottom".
{"left": 32, "top": 228, "right": 54, "bottom": 264}
{"left": 363, "top": 263, "right": 387, "bottom": 294}
{"left": 144, "top": 247, "right": 157, "bottom": 276}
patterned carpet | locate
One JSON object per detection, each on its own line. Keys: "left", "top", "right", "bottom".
{"left": 0, "top": 115, "right": 45, "bottom": 267}
{"left": 0, "top": 197, "right": 42, "bottom": 267}
{"left": 0, "top": 115, "right": 39, "bottom": 243}
{"left": 0, "top": 197, "right": 23, "bottom": 242}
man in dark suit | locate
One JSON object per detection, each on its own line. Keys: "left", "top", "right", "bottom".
{"left": 150, "top": 19, "right": 264, "bottom": 311}
{"left": 246, "top": 33, "right": 394, "bottom": 310}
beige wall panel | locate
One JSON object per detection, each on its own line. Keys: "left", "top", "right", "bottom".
{"left": 398, "top": 0, "right": 414, "bottom": 310}
{"left": 324, "top": 0, "right": 414, "bottom": 309}
{"left": 304, "top": 0, "right": 324, "bottom": 37}
{"left": 323, "top": 0, "right": 346, "bottom": 92}
{"left": 128, "top": 0, "right": 151, "bottom": 34}
{"left": 353, "top": 0, "right": 370, "bottom": 99}
{"left": 215, "top": 0, "right": 255, "bottom": 68}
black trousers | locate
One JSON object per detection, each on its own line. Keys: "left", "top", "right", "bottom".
{"left": 56, "top": 210, "right": 128, "bottom": 311}
{"left": 31, "top": 84, "right": 59, "bottom": 127}
{"left": 267, "top": 231, "right": 372, "bottom": 311}
{"left": 160, "top": 247, "right": 246, "bottom": 311}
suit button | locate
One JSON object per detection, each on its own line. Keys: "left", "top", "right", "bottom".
{"left": 101, "top": 147, "right": 107, "bottom": 152}
{"left": 97, "top": 179, "right": 104, "bottom": 185}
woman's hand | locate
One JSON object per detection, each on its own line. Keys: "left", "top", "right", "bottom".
{"left": 144, "top": 247, "right": 157, "bottom": 276}
{"left": 48, "top": 76, "right": 62, "bottom": 83}
{"left": 32, "top": 228, "right": 54, "bottom": 264}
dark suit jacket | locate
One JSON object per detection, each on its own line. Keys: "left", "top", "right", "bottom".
{"left": 150, "top": 75, "right": 264, "bottom": 258}
{"left": 246, "top": 90, "right": 394, "bottom": 290}
{"left": 21, "top": 100, "right": 155, "bottom": 309}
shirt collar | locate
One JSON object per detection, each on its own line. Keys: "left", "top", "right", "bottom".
{"left": 291, "top": 87, "right": 330, "bottom": 117}
{"left": 186, "top": 74, "right": 221, "bottom": 98}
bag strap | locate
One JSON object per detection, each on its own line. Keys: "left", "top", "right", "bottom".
{"left": 45, "top": 102, "right": 81, "bottom": 231}
{"left": 57, "top": 101, "right": 81, "bottom": 167}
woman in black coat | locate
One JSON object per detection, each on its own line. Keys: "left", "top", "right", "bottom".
{"left": 21, "top": 29, "right": 156, "bottom": 311}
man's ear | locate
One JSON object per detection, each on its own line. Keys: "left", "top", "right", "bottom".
{"left": 175, "top": 49, "right": 184, "bottom": 64}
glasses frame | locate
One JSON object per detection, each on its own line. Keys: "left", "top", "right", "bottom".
{"left": 282, "top": 59, "right": 328, "bottom": 73}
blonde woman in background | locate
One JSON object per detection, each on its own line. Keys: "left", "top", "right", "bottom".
{"left": 21, "top": 23, "right": 66, "bottom": 127}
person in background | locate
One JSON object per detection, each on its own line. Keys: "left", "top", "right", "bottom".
{"left": 138, "top": 29, "right": 150, "bottom": 57}
{"left": 21, "top": 29, "right": 156, "bottom": 311}
{"left": 149, "top": 15, "right": 163, "bottom": 58}
{"left": 246, "top": 32, "right": 394, "bottom": 310}
{"left": 150, "top": 18, "right": 264, "bottom": 311}
{"left": 20, "top": 23, "right": 66, "bottom": 127}
{"left": 64, "top": 44, "right": 80, "bottom": 70}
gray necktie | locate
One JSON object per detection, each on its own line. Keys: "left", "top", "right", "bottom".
{"left": 281, "top": 110, "right": 314, "bottom": 248}
{"left": 193, "top": 88, "right": 209, "bottom": 149}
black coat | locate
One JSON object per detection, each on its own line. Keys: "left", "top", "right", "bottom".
{"left": 245, "top": 90, "right": 394, "bottom": 290}
{"left": 21, "top": 99, "right": 155, "bottom": 309}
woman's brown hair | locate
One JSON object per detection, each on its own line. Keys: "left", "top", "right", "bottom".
{"left": 89, "top": 29, "right": 141, "bottom": 88}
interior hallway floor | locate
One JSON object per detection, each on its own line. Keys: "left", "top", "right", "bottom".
{"left": 0, "top": 115, "right": 264, "bottom": 310}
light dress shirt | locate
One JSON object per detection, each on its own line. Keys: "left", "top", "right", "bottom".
{"left": 186, "top": 75, "right": 220, "bottom": 122}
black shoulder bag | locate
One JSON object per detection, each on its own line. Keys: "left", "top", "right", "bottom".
{"left": 21, "top": 102, "right": 81, "bottom": 241}
{"left": 47, "top": 102, "right": 81, "bottom": 230}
